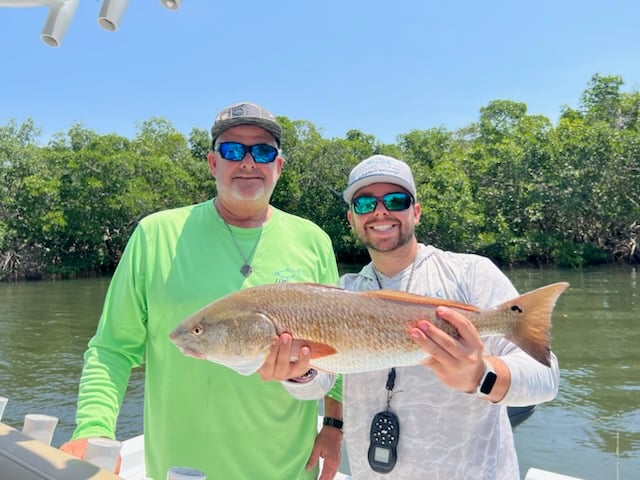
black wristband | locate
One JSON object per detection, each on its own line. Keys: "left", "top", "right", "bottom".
{"left": 323, "top": 416, "right": 344, "bottom": 432}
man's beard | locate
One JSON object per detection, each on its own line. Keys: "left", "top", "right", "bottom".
{"left": 359, "top": 223, "right": 414, "bottom": 253}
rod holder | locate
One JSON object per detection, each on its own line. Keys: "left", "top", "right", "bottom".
{"left": 40, "top": 0, "right": 80, "bottom": 48}
{"left": 97, "top": 0, "right": 131, "bottom": 32}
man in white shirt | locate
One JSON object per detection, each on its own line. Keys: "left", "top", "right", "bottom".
{"left": 330, "top": 154, "right": 560, "bottom": 479}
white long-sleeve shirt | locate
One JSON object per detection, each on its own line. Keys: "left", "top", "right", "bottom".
{"left": 339, "top": 244, "right": 560, "bottom": 480}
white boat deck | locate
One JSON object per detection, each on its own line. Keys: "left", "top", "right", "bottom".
{"left": 0, "top": 397, "right": 583, "bottom": 480}
{"left": 118, "top": 431, "right": 353, "bottom": 480}
{"left": 117, "top": 418, "right": 584, "bottom": 480}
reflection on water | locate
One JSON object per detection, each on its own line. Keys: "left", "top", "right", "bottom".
{"left": 0, "top": 267, "right": 638, "bottom": 479}
{"left": 0, "top": 278, "right": 145, "bottom": 447}
{"left": 508, "top": 266, "right": 639, "bottom": 479}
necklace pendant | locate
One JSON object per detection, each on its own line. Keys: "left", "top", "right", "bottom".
{"left": 240, "top": 264, "right": 253, "bottom": 277}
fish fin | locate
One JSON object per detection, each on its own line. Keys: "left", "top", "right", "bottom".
{"left": 362, "top": 289, "right": 480, "bottom": 312}
{"left": 303, "top": 340, "right": 338, "bottom": 359}
{"left": 289, "top": 339, "right": 337, "bottom": 360}
{"left": 296, "top": 282, "right": 345, "bottom": 291}
{"left": 501, "top": 282, "right": 570, "bottom": 367}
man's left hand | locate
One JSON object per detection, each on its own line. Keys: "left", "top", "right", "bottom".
{"left": 409, "top": 306, "right": 485, "bottom": 392}
{"left": 257, "top": 333, "right": 312, "bottom": 381}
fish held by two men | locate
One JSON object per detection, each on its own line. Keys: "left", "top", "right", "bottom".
{"left": 169, "top": 282, "right": 570, "bottom": 375}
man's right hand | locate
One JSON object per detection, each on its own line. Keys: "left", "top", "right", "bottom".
{"left": 59, "top": 438, "right": 122, "bottom": 474}
{"left": 60, "top": 437, "right": 89, "bottom": 459}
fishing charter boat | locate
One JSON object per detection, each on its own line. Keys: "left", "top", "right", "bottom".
{"left": 0, "top": 394, "right": 577, "bottom": 480}
{"left": 1, "top": 411, "right": 583, "bottom": 480}
{"left": 0, "top": 0, "right": 179, "bottom": 48}
{"left": 117, "top": 415, "right": 584, "bottom": 480}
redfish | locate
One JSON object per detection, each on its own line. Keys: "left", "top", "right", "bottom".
{"left": 169, "top": 282, "right": 569, "bottom": 375}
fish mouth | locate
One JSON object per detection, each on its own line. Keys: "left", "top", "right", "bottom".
{"left": 179, "top": 346, "right": 205, "bottom": 359}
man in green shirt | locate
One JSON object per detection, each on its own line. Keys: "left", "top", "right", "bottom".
{"left": 61, "top": 102, "right": 342, "bottom": 479}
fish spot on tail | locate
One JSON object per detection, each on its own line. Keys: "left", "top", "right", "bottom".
{"left": 502, "top": 282, "right": 569, "bottom": 368}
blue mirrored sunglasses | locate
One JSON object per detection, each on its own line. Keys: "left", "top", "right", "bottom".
{"left": 214, "top": 142, "right": 279, "bottom": 164}
{"left": 352, "top": 192, "right": 414, "bottom": 215}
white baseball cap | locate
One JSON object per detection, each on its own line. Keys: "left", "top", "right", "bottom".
{"left": 343, "top": 155, "right": 416, "bottom": 203}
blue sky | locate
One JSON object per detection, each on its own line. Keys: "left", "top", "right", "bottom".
{"left": 2, "top": 1, "right": 639, "bottom": 145}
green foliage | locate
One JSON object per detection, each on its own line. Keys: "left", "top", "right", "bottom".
{"left": 273, "top": 121, "right": 387, "bottom": 263}
{"left": 398, "top": 128, "right": 484, "bottom": 252}
{"left": 1, "top": 73, "right": 640, "bottom": 280}
{"left": 0, "top": 119, "right": 213, "bottom": 280}
{"left": 188, "top": 127, "right": 211, "bottom": 162}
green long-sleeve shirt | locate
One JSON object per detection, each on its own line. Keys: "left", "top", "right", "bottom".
{"left": 72, "top": 200, "right": 339, "bottom": 479}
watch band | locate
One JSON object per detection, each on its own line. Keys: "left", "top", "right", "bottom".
{"left": 323, "top": 416, "right": 344, "bottom": 432}
{"left": 288, "top": 368, "right": 317, "bottom": 384}
{"left": 476, "top": 360, "right": 497, "bottom": 397}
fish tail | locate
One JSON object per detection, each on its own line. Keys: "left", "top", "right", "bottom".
{"left": 500, "top": 282, "right": 569, "bottom": 367}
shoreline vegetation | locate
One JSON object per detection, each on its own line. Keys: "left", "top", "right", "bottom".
{"left": 2, "top": 74, "right": 639, "bottom": 281}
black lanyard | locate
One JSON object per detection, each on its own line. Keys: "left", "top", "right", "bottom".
{"left": 385, "top": 367, "right": 396, "bottom": 409}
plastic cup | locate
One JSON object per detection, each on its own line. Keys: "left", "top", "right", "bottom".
{"left": 0, "top": 396, "right": 7, "bottom": 421}
{"left": 21, "top": 413, "right": 59, "bottom": 445}
{"left": 84, "top": 437, "right": 122, "bottom": 472}
{"left": 167, "top": 466, "right": 207, "bottom": 479}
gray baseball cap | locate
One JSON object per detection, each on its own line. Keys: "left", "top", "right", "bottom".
{"left": 343, "top": 155, "right": 416, "bottom": 203}
{"left": 210, "top": 101, "right": 282, "bottom": 146}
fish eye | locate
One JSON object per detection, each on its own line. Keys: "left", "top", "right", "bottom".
{"left": 192, "top": 325, "right": 204, "bottom": 336}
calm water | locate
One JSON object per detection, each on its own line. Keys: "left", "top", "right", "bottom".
{"left": 1, "top": 267, "right": 638, "bottom": 479}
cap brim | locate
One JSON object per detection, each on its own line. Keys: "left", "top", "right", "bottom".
{"left": 210, "top": 118, "right": 281, "bottom": 146}
{"left": 343, "top": 175, "right": 416, "bottom": 203}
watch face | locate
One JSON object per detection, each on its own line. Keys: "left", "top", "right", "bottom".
{"left": 480, "top": 371, "right": 498, "bottom": 395}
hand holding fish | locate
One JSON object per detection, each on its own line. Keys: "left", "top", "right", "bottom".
{"left": 257, "top": 333, "right": 313, "bottom": 382}
{"left": 411, "top": 306, "right": 493, "bottom": 395}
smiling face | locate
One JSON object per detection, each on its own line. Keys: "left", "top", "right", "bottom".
{"left": 347, "top": 182, "right": 421, "bottom": 253}
{"left": 207, "top": 124, "right": 283, "bottom": 205}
